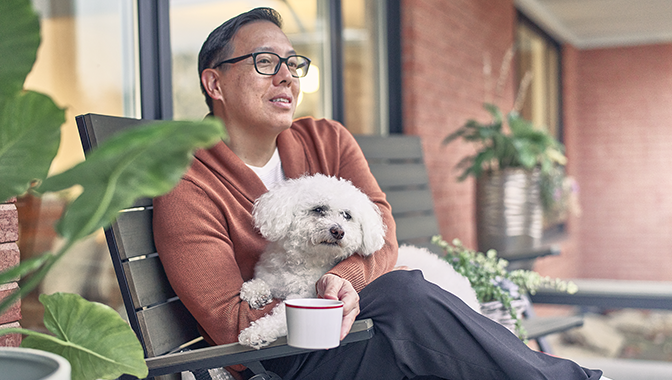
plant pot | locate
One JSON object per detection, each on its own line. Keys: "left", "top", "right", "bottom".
{"left": 480, "top": 298, "right": 529, "bottom": 335}
{"left": 0, "top": 347, "right": 71, "bottom": 380}
{"left": 476, "top": 168, "right": 542, "bottom": 269}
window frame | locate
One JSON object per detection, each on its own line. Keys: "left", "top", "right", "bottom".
{"left": 136, "top": 0, "right": 402, "bottom": 134}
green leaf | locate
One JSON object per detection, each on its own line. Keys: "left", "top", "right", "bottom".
{"left": 0, "top": 91, "right": 64, "bottom": 203}
{"left": 21, "top": 293, "right": 148, "bottom": 380}
{"left": 483, "top": 103, "right": 503, "bottom": 124}
{"left": 0, "top": 0, "right": 40, "bottom": 101}
{"left": 38, "top": 118, "right": 225, "bottom": 240}
{"left": 0, "top": 254, "right": 51, "bottom": 285}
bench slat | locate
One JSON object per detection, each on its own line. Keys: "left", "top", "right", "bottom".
{"left": 386, "top": 189, "right": 436, "bottom": 215}
{"left": 395, "top": 214, "right": 441, "bottom": 242}
{"left": 137, "top": 299, "right": 202, "bottom": 357}
{"left": 123, "top": 255, "right": 176, "bottom": 309}
{"left": 114, "top": 209, "right": 156, "bottom": 260}
{"left": 355, "top": 135, "right": 424, "bottom": 160}
{"left": 367, "top": 163, "right": 430, "bottom": 189}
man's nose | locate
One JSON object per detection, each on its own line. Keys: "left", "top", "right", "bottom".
{"left": 273, "top": 61, "right": 294, "bottom": 83}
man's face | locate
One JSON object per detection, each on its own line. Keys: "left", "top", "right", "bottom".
{"left": 217, "top": 21, "right": 300, "bottom": 135}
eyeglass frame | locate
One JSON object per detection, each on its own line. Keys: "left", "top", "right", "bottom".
{"left": 212, "top": 51, "right": 311, "bottom": 78}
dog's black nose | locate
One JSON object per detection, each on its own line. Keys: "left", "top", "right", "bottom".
{"left": 330, "top": 226, "right": 344, "bottom": 240}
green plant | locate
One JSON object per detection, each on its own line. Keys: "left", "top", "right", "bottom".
{"left": 431, "top": 235, "right": 577, "bottom": 339}
{"left": 443, "top": 46, "right": 570, "bottom": 217}
{"left": 443, "top": 103, "right": 567, "bottom": 179}
{"left": 0, "top": 0, "right": 226, "bottom": 379}
{"left": 443, "top": 103, "right": 568, "bottom": 215}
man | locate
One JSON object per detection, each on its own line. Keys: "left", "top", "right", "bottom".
{"left": 153, "top": 7, "right": 606, "bottom": 380}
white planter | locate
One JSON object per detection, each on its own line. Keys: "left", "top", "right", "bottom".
{"left": 0, "top": 347, "right": 71, "bottom": 380}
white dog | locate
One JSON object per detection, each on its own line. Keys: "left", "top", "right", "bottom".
{"left": 238, "top": 174, "right": 480, "bottom": 349}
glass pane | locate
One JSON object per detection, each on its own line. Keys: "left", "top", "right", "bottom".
{"left": 28, "top": 0, "right": 138, "bottom": 174}
{"left": 170, "top": 0, "right": 328, "bottom": 121}
{"left": 342, "top": 0, "right": 386, "bottom": 135}
{"left": 516, "top": 21, "right": 560, "bottom": 138}
{"left": 19, "top": 0, "right": 138, "bottom": 330}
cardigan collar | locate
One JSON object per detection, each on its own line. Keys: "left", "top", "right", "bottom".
{"left": 191, "top": 122, "right": 308, "bottom": 203}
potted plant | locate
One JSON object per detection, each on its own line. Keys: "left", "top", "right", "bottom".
{"left": 442, "top": 53, "right": 569, "bottom": 259}
{"left": 431, "top": 235, "right": 577, "bottom": 339}
{"left": 0, "top": 1, "right": 226, "bottom": 379}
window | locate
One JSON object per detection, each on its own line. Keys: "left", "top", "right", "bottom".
{"left": 29, "top": 0, "right": 138, "bottom": 172}
{"left": 169, "top": 0, "right": 330, "bottom": 122}
{"left": 169, "top": 0, "right": 397, "bottom": 135}
{"left": 516, "top": 14, "right": 562, "bottom": 140}
{"left": 342, "top": 0, "right": 388, "bottom": 135}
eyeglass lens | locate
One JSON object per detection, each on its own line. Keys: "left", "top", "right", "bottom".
{"left": 255, "top": 53, "right": 309, "bottom": 78}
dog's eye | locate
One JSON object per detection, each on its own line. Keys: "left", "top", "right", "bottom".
{"left": 311, "top": 206, "right": 327, "bottom": 216}
{"left": 341, "top": 211, "right": 352, "bottom": 220}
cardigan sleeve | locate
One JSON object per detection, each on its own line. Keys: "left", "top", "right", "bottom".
{"left": 319, "top": 122, "right": 399, "bottom": 291}
{"left": 152, "top": 176, "right": 280, "bottom": 346}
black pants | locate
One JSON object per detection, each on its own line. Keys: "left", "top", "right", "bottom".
{"left": 263, "top": 270, "right": 603, "bottom": 380}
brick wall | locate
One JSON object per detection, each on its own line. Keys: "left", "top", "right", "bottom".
{"left": 401, "top": 2, "right": 672, "bottom": 282}
{"left": 570, "top": 43, "right": 672, "bottom": 281}
{"left": 0, "top": 198, "right": 22, "bottom": 347}
{"left": 401, "top": 0, "right": 516, "bottom": 248}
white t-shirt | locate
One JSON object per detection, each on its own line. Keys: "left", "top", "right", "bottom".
{"left": 246, "top": 147, "right": 286, "bottom": 189}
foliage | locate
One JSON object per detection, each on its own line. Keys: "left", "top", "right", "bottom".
{"left": 0, "top": 0, "right": 226, "bottom": 379}
{"left": 443, "top": 102, "right": 566, "bottom": 177}
{"left": 3, "top": 293, "right": 148, "bottom": 380}
{"left": 431, "top": 235, "right": 577, "bottom": 339}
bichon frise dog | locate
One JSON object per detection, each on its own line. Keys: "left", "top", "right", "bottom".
{"left": 238, "top": 174, "right": 480, "bottom": 349}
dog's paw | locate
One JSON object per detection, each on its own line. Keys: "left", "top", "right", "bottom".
{"left": 238, "top": 324, "right": 276, "bottom": 349}
{"left": 240, "top": 278, "right": 273, "bottom": 309}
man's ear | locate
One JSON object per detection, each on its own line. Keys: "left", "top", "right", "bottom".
{"left": 201, "top": 68, "right": 224, "bottom": 103}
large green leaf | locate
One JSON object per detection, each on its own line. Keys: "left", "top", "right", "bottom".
{"left": 39, "top": 118, "right": 225, "bottom": 240}
{"left": 20, "top": 293, "right": 148, "bottom": 380}
{"left": 0, "top": 91, "right": 64, "bottom": 202}
{"left": 0, "top": 0, "right": 40, "bottom": 101}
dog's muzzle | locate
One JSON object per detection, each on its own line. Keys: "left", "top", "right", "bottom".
{"left": 329, "top": 225, "right": 344, "bottom": 240}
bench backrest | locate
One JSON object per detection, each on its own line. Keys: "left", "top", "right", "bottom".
{"left": 77, "top": 114, "right": 200, "bottom": 358}
{"left": 77, "top": 114, "right": 442, "bottom": 358}
{"left": 354, "top": 135, "right": 441, "bottom": 254}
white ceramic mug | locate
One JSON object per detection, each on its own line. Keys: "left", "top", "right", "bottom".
{"left": 284, "top": 298, "right": 344, "bottom": 349}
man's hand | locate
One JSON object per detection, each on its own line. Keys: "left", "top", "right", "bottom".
{"left": 316, "top": 273, "right": 360, "bottom": 340}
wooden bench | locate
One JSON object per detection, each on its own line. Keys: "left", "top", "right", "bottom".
{"left": 77, "top": 114, "right": 374, "bottom": 380}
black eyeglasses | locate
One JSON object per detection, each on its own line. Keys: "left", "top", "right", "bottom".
{"left": 213, "top": 52, "right": 311, "bottom": 78}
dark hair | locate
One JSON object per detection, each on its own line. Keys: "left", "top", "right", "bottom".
{"left": 198, "top": 7, "right": 283, "bottom": 111}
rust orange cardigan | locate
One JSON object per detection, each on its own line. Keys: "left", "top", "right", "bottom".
{"left": 153, "top": 117, "right": 398, "bottom": 345}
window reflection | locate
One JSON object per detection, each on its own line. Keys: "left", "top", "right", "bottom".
{"left": 342, "top": 0, "right": 387, "bottom": 135}
{"left": 516, "top": 19, "right": 561, "bottom": 139}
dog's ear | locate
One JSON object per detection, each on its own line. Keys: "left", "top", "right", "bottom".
{"left": 252, "top": 183, "right": 296, "bottom": 241}
{"left": 356, "top": 197, "right": 387, "bottom": 256}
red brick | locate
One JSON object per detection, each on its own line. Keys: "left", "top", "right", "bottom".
{"left": 402, "top": 0, "right": 515, "bottom": 249}
{"left": 0, "top": 322, "right": 22, "bottom": 347}
{"left": 0, "top": 243, "right": 20, "bottom": 273}
{"left": 0, "top": 204, "right": 18, "bottom": 244}
{"left": 0, "top": 283, "right": 21, "bottom": 325}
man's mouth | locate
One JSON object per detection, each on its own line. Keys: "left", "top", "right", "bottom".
{"left": 271, "top": 97, "right": 291, "bottom": 104}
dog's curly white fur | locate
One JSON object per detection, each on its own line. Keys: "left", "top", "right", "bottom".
{"left": 238, "top": 174, "right": 480, "bottom": 349}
